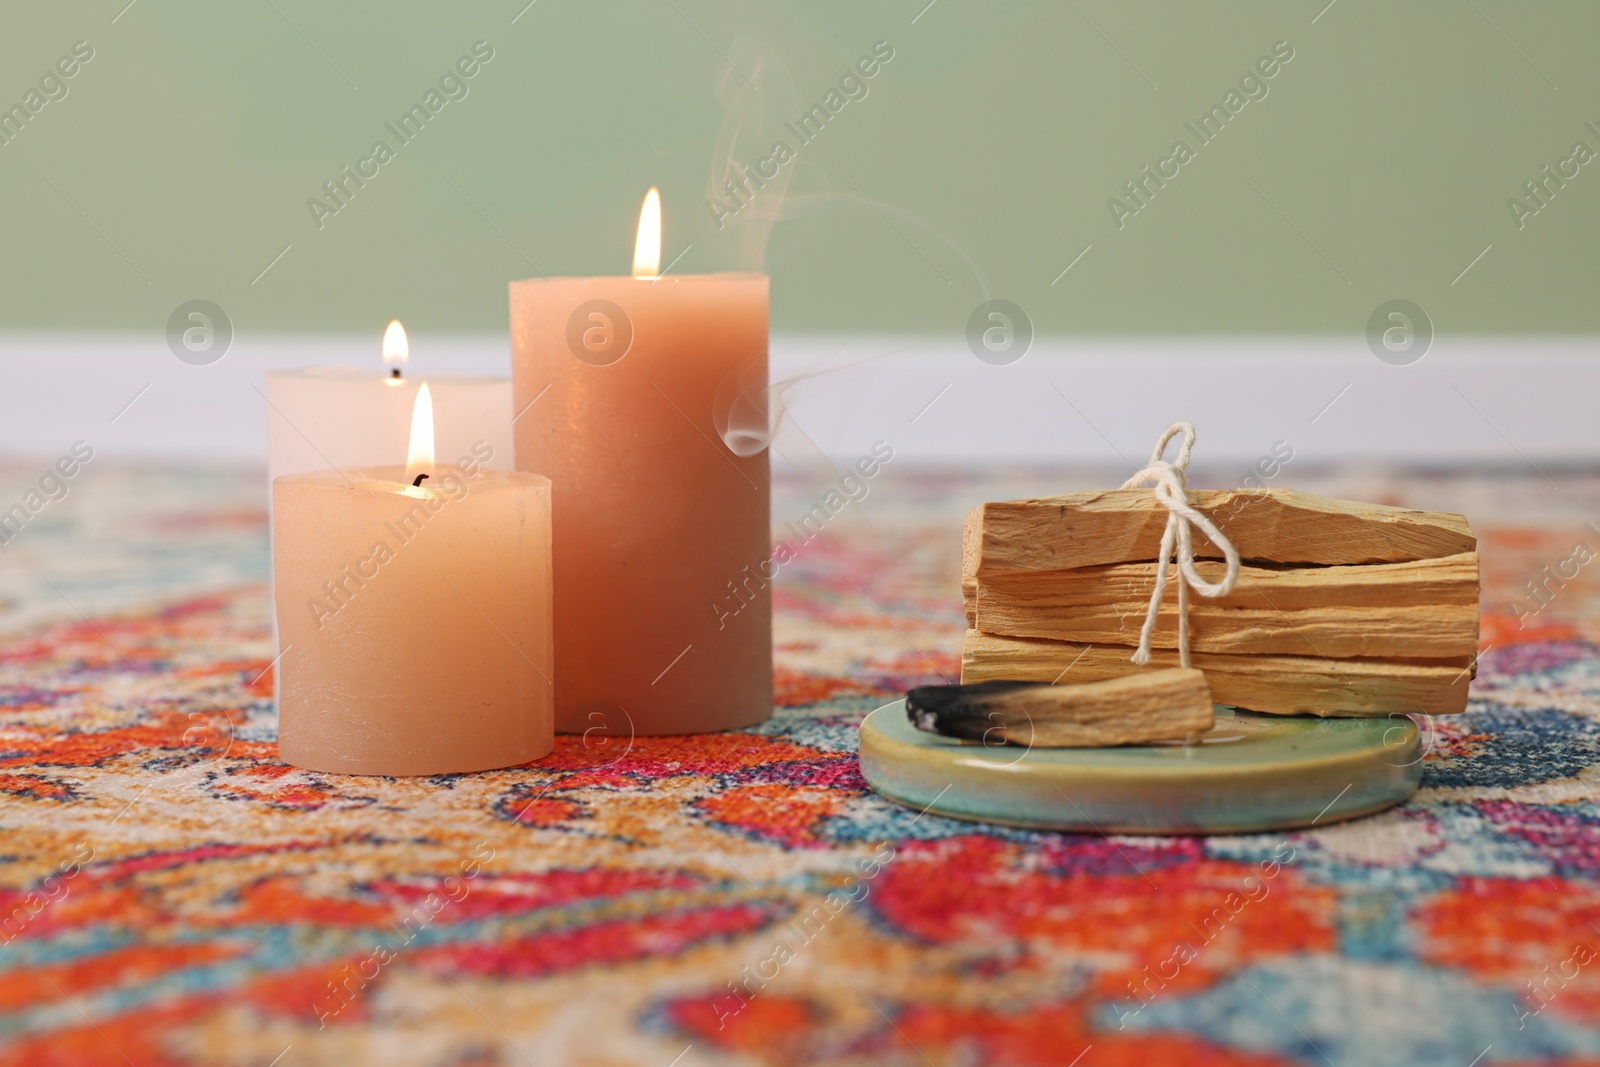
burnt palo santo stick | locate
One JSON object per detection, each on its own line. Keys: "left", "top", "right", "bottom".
{"left": 907, "top": 668, "right": 1214, "bottom": 748}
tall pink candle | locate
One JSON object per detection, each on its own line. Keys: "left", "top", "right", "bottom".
{"left": 509, "top": 191, "right": 770, "bottom": 736}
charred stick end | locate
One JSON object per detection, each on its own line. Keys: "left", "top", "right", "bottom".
{"left": 906, "top": 680, "right": 1036, "bottom": 741}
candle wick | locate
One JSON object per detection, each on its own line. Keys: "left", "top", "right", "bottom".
{"left": 392, "top": 368, "right": 402, "bottom": 379}
{"left": 412, "top": 473, "right": 429, "bottom": 487}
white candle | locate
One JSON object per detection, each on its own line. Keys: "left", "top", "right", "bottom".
{"left": 265, "top": 322, "right": 513, "bottom": 481}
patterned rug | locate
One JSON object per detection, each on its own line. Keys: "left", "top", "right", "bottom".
{"left": 2, "top": 460, "right": 1599, "bottom": 1067}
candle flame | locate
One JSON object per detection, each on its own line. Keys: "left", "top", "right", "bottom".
{"left": 406, "top": 382, "right": 434, "bottom": 480}
{"left": 632, "top": 187, "right": 661, "bottom": 279}
{"left": 383, "top": 320, "right": 409, "bottom": 373}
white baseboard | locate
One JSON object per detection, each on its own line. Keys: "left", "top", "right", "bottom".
{"left": 1, "top": 332, "right": 1594, "bottom": 468}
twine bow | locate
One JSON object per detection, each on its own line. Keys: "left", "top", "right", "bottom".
{"left": 1119, "top": 422, "right": 1240, "bottom": 668}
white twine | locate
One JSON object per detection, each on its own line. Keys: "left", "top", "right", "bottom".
{"left": 1118, "top": 422, "right": 1240, "bottom": 668}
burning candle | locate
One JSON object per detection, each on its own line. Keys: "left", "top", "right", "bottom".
{"left": 265, "top": 320, "right": 514, "bottom": 483}
{"left": 509, "top": 188, "right": 771, "bottom": 736}
{"left": 273, "top": 385, "right": 554, "bottom": 775}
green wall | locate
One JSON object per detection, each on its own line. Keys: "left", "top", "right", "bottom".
{"left": 2, "top": 1, "right": 1597, "bottom": 336}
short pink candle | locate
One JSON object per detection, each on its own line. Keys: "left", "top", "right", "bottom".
{"left": 273, "top": 453, "right": 554, "bottom": 775}
{"left": 509, "top": 190, "right": 771, "bottom": 736}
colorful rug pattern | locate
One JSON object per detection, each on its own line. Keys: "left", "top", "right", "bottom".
{"left": 1, "top": 463, "right": 1599, "bottom": 1066}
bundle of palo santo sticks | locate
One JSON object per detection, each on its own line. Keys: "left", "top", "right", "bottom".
{"left": 958, "top": 486, "right": 1479, "bottom": 720}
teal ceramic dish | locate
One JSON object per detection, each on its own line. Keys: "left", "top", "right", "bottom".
{"left": 859, "top": 702, "right": 1422, "bottom": 835}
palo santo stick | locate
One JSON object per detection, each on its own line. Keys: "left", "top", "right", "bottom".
{"left": 961, "top": 630, "right": 1471, "bottom": 717}
{"left": 972, "top": 552, "right": 1480, "bottom": 660}
{"left": 965, "top": 488, "right": 1475, "bottom": 576}
{"left": 907, "top": 668, "right": 1215, "bottom": 747}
